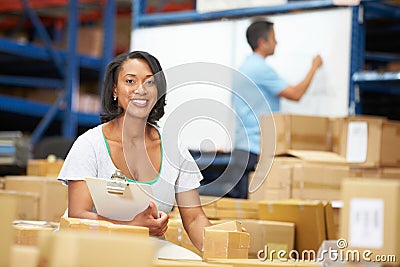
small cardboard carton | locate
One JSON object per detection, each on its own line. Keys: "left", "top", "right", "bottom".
{"left": 5, "top": 176, "right": 67, "bottom": 222}
{"left": 203, "top": 221, "right": 250, "bottom": 260}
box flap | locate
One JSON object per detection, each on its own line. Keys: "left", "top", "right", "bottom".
{"left": 284, "top": 150, "right": 348, "bottom": 164}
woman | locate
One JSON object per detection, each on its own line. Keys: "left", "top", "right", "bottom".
{"left": 58, "top": 51, "right": 211, "bottom": 251}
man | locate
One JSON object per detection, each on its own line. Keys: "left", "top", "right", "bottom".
{"left": 228, "top": 19, "right": 323, "bottom": 199}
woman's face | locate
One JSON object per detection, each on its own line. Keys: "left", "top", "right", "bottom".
{"left": 114, "top": 58, "right": 158, "bottom": 120}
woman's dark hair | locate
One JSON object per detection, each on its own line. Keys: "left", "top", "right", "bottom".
{"left": 100, "top": 51, "right": 167, "bottom": 125}
{"left": 246, "top": 19, "right": 274, "bottom": 51}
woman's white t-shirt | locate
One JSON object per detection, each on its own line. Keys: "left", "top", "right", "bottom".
{"left": 58, "top": 124, "right": 203, "bottom": 213}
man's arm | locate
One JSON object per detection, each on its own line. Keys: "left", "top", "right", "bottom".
{"left": 278, "top": 55, "right": 323, "bottom": 101}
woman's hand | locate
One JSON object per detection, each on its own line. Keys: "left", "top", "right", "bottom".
{"left": 130, "top": 201, "right": 169, "bottom": 236}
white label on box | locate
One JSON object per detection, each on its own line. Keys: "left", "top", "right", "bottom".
{"left": 346, "top": 121, "right": 368, "bottom": 163}
{"left": 349, "top": 198, "right": 383, "bottom": 248}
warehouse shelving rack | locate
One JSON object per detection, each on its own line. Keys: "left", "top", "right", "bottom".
{"left": 350, "top": 1, "right": 400, "bottom": 118}
{"left": 133, "top": 0, "right": 400, "bottom": 118}
{"left": 0, "top": 0, "right": 117, "bottom": 147}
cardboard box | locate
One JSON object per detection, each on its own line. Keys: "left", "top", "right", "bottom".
{"left": 381, "top": 120, "right": 400, "bottom": 167}
{"left": 380, "top": 168, "right": 400, "bottom": 179}
{"left": 59, "top": 217, "right": 111, "bottom": 231}
{"left": 278, "top": 150, "right": 348, "bottom": 165}
{"left": 59, "top": 217, "right": 149, "bottom": 236}
{"left": 200, "top": 197, "right": 259, "bottom": 220}
{"left": 340, "top": 178, "right": 400, "bottom": 263}
{"left": 323, "top": 202, "right": 338, "bottom": 240}
{"left": 200, "top": 196, "right": 258, "bottom": 211}
{"left": 206, "top": 259, "right": 322, "bottom": 267}
{"left": 155, "top": 259, "right": 233, "bottom": 267}
{"left": 5, "top": 176, "right": 68, "bottom": 222}
{"left": 38, "top": 230, "right": 155, "bottom": 267}
{"left": 0, "top": 177, "right": 5, "bottom": 189}
{"left": 262, "top": 113, "right": 332, "bottom": 155}
{"left": 289, "top": 115, "right": 331, "bottom": 152}
{"left": 334, "top": 116, "right": 400, "bottom": 167}
{"left": 13, "top": 222, "right": 55, "bottom": 246}
{"left": 249, "top": 157, "right": 295, "bottom": 201}
{"left": 0, "top": 194, "right": 17, "bottom": 267}
{"left": 265, "top": 113, "right": 290, "bottom": 155}
{"left": 27, "top": 159, "right": 64, "bottom": 177}
{"left": 258, "top": 199, "right": 326, "bottom": 260}
{"left": 203, "top": 221, "right": 250, "bottom": 260}
{"left": 0, "top": 190, "right": 40, "bottom": 220}
{"left": 291, "top": 163, "right": 351, "bottom": 201}
{"left": 9, "top": 245, "right": 39, "bottom": 267}
{"left": 78, "top": 26, "right": 103, "bottom": 57}
{"left": 240, "top": 219, "right": 295, "bottom": 259}
{"left": 348, "top": 167, "right": 381, "bottom": 178}
{"left": 202, "top": 207, "right": 258, "bottom": 220}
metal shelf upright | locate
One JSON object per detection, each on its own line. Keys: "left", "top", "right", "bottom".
{"left": 0, "top": 0, "right": 117, "bottom": 146}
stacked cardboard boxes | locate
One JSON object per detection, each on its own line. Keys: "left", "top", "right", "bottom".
{"left": 0, "top": 194, "right": 17, "bottom": 267}
{"left": 0, "top": 190, "right": 40, "bottom": 220}
{"left": 3, "top": 176, "right": 68, "bottom": 222}
{"left": 13, "top": 221, "right": 57, "bottom": 246}
{"left": 253, "top": 113, "right": 400, "bottom": 203}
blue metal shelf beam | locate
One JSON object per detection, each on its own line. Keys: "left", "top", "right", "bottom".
{"left": 0, "top": 38, "right": 103, "bottom": 70}
{"left": 365, "top": 52, "right": 400, "bottom": 62}
{"left": 364, "top": 1, "right": 400, "bottom": 19}
{"left": 135, "top": 0, "right": 337, "bottom": 27}
{"left": 0, "top": 95, "right": 100, "bottom": 127}
{"left": 0, "top": 75, "right": 64, "bottom": 88}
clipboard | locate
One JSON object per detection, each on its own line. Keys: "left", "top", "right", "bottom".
{"left": 85, "top": 176, "right": 155, "bottom": 221}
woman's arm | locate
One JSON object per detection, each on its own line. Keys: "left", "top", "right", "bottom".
{"left": 68, "top": 180, "right": 168, "bottom": 236}
{"left": 176, "top": 189, "right": 212, "bottom": 252}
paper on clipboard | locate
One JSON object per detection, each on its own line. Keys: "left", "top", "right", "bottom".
{"left": 85, "top": 177, "right": 154, "bottom": 221}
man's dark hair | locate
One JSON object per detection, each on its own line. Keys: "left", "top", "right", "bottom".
{"left": 100, "top": 51, "right": 167, "bottom": 125}
{"left": 246, "top": 19, "right": 274, "bottom": 51}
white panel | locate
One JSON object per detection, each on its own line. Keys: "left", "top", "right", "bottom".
{"left": 233, "top": 8, "right": 352, "bottom": 116}
{"left": 132, "top": 21, "right": 235, "bottom": 69}
{"left": 132, "top": 21, "right": 236, "bottom": 151}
